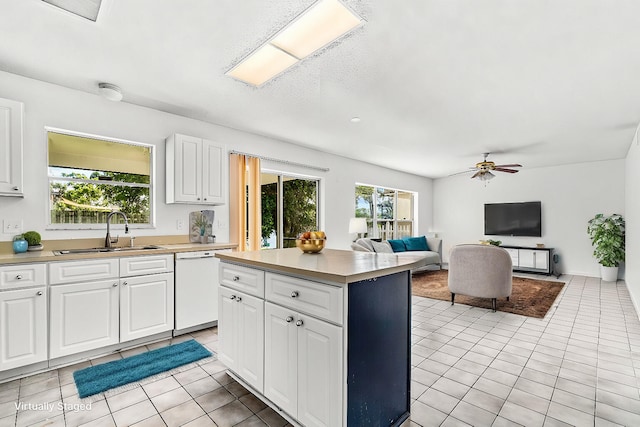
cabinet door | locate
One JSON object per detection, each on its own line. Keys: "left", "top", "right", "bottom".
{"left": 50, "top": 280, "right": 119, "bottom": 358}
{"left": 174, "top": 134, "right": 202, "bottom": 203}
{"left": 218, "top": 286, "right": 239, "bottom": 371}
{"left": 518, "top": 249, "right": 535, "bottom": 268}
{"left": 264, "top": 302, "right": 297, "bottom": 416}
{"left": 297, "top": 314, "right": 343, "bottom": 427}
{"left": 0, "top": 287, "right": 47, "bottom": 370}
{"left": 0, "top": 97, "right": 23, "bottom": 197}
{"left": 120, "top": 273, "right": 174, "bottom": 342}
{"left": 237, "top": 292, "right": 264, "bottom": 393}
{"left": 202, "top": 139, "right": 225, "bottom": 204}
{"left": 533, "top": 250, "right": 549, "bottom": 270}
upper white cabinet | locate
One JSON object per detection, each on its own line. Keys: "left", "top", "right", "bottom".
{"left": 0, "top": 97, "right": 24, "bottom": 197}
{"left": 166, "top": 133, "right": 226, "bottom": 205}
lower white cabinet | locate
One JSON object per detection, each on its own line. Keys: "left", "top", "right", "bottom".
{"left": 49, "top": 255, "right": 174, "bottom": 358}
{"left": 0, "top": 287, "right": 47, "bottom": 370}
{"left": 49, "top": 279, "right": 119, "bottom": 358}
{"left": 218, "top": 285, "right": 264, "bottom": 393}
{"left": 120, "top": 273, "right": 174, "bottom": 342}
{"left": 264, "top": 302, "right": 342, "bottom": 427}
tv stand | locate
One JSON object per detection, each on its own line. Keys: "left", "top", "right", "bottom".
{"left": 501, "top": 246, "right": 554, "bottom": 275}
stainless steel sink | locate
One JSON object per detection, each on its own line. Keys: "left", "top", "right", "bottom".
{"left": 53, "top": 245, "right": 164, "bottom": 255}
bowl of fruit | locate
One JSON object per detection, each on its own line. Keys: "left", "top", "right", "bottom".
{"left": 295, "top": 231, "right": 327, "bottom": 253}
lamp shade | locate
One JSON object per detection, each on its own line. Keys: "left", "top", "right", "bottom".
{"left": 349, "top": 217, "right": 367, "bottom": 234}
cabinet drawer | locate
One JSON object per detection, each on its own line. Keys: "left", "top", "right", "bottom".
{"left": 265, "top": 273, "right": 343, "bottom": 325}
{"left": 120, "top": 254, "right": 174, "bottom": 277}
{"left": 49, "top": 259, "right": 119, "bottom": 285}
{"left": 220, "top": 263, "right": 265, "bottom": 298}
{"left": 0, "top": 263, "right": 46, "bottom": 290}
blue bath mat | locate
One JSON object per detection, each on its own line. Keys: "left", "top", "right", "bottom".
{"left": 73, "top": 339, "right": 213, "bottom": 398}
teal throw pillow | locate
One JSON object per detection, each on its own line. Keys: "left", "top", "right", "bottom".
{"left": 403, "top": 236, "right": 429, "bottom": 251}
{"left": 387, "top": 239, "right": 407, "bottom": 252}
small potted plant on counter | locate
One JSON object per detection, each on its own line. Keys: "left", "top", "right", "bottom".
{"left": 23, "top": 230, "right": 43, "bottom": 251}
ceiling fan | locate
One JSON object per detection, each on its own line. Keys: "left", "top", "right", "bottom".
{"left": 463, "top": 153, "right": 522, "bottom": 181}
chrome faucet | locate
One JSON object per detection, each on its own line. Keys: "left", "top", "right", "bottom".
{"left": 105, "top": 211, "right": 129, "bottom": 248}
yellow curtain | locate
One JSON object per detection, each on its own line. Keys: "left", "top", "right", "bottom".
{"left": 229, "top": 154, "right": 261, "bottom": 251}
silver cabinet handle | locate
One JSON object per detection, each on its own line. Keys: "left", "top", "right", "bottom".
{"left": 122, "top": 281, "right": 128, "bottom": 286}
{"left": 36, "top": 291, "right": 43, "bottom": 296}
{"left": 112, "top": 283, "right": 118, "bottom": 287}
{"left": 285, "top": 316, "right": 294, "bottom": 323}
{"left": 236, "top": 296, "right": 242, "bottom": 302}
{"left": 197, "top": 197, "right": 201, "bottom": 201}
{"left": 233, "top": 276, "right": 240, "bottom": 281}
{"left": 291, "top": 291, "right": 299, "bottom": 298}
{"left": 230, "top": 295, "right": 236, "bottom": 300}
{"left": 16, "top": 275, "right": 23, "bottom": 280}
{"left": 12, "top": 186, "right": 19, "bottom": 191}
{"left": 295, "top": 319, "right": 303, "bottom": 327}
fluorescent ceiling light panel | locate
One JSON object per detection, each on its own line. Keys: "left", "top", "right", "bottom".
{"left": 227, "top": 0, "right": 364, "bottom": 86}
{"left": 271, "top": 0, "right": 363, "bottom": 59}
{"left": 227, "top": 44, "right": 299, "bottom": 87}
{"left": 42, "top": 0, "right": 102, "bottom": 21}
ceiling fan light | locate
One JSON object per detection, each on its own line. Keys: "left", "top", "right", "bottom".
{"left": 477, "top": 171, "right": 495, "bottom": 181}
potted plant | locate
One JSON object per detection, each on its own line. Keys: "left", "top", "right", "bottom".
{"left": 192, "top": 213, "right": 210, "bottom": 243}
{"left": 587, "top": 213, "right": 625, "bottom": 281}
{"left": 23, "top": 230, "right": 43, "bottom": 251}
{"left": 12, "top": 234, "right": 28, "bottom": 254}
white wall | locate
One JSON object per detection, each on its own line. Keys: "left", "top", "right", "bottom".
{"left": 625, "top": 130, "right": 640, "bottom": 312}
{"left": 0, "top": 71, "right": 433, "bottom": 249}
{"left": 433, "top": 160, "right": 625, "bottom": 277}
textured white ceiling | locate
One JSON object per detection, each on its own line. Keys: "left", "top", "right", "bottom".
{"left": 1, "top": 0, "right": 639, "bottom": 178}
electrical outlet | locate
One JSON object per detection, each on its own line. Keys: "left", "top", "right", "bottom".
{"left": 3, "top": 220, "right": 23, "bottom": 234}
{"left": 176, "top": 219, "right": 185, "bottom": 230}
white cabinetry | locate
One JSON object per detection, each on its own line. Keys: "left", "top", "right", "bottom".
{"left": 264, "top": 301, "right": 342, "bottom": 427}
{"left": 49, "top": 255, "right": 174, "bottom": 358}
{"left": 264, "top": 273, "right": 343, "bottom": 427}
{"left": 0, "top": 97, "right": 24, "bottom": 197}
{"left": 0, "top": 264, "right": 47, "bottom": 371}
{"left": 166, "top": 133, "right": 226, "bottom": 205}
{"left": 49, "top": 279, "right": 119, "bottom": 358}
{"left": 219, "top": 286, "right": 264, "bottom": 392}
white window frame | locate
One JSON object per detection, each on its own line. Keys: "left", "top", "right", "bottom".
{"left": 355, "top": 182, "right": 417, "bottom": 240}
{"left": 45, "top": 126, "right": 156, "bottom": 230}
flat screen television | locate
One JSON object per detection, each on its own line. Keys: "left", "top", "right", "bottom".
{"left": 484, "top": 201, "right": 542, "bottom": 237}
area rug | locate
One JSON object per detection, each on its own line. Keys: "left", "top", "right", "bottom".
{"left": 73, "top": 339, "right": 213, "bottom": 398}
{"left": 412, "top": 270, "right": 564, "bottom": 318}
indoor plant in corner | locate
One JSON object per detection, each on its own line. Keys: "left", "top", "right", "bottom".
{"left": 587, "top": 213, "right": 625, "bottom": 281}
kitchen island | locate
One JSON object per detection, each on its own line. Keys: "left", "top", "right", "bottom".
{"left": 216, "top": 248, "right": 427, "bottom": 427}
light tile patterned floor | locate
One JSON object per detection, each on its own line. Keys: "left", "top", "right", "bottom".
{"left": 0, "top": 274, "right": 639, "bottom": 426}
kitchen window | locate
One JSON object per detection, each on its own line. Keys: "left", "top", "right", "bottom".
{"left": 47, "top": 129, "right": 154, "bottom": 228}
{"left": 355, "top": 184, "right": 415, "bottom": 239}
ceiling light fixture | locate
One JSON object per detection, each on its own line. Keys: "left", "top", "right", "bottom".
{"left": 98, "top": 83, "right": 123, "bottom": 102}
{"left": 226, "top": 0, "right": 364, "bottom": 86}
{"left": 476, "top": 171, "right": 495, "bottom": 182}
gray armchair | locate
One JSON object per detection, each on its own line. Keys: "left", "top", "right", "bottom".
{"left": 448, "top": 244, "right": 512, "bottom": 312}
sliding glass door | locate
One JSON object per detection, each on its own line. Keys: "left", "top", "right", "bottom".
{"left": 262, "top": 173, "right": 319, "bottom": 249}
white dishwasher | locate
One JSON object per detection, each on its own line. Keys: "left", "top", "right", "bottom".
{"left": 174, "top": 249, "right": 229, "bottom": 334}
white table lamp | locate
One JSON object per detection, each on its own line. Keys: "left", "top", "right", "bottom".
{"left": 349, "top": 218, "right": 368, "bottom": 239}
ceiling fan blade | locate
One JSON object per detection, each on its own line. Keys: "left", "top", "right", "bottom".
{"left": 494, "top": 168, "right": 519, "bottom": 173}
{"left": 493, "top": 164, "right": 522, "bottom": 168}
{"left": 448, "top": 168, "right": 477, "bottom": 177}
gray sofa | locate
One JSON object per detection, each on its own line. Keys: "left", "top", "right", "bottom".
{"left": 351, "top": 237, "right": 442, "bottom": 271}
